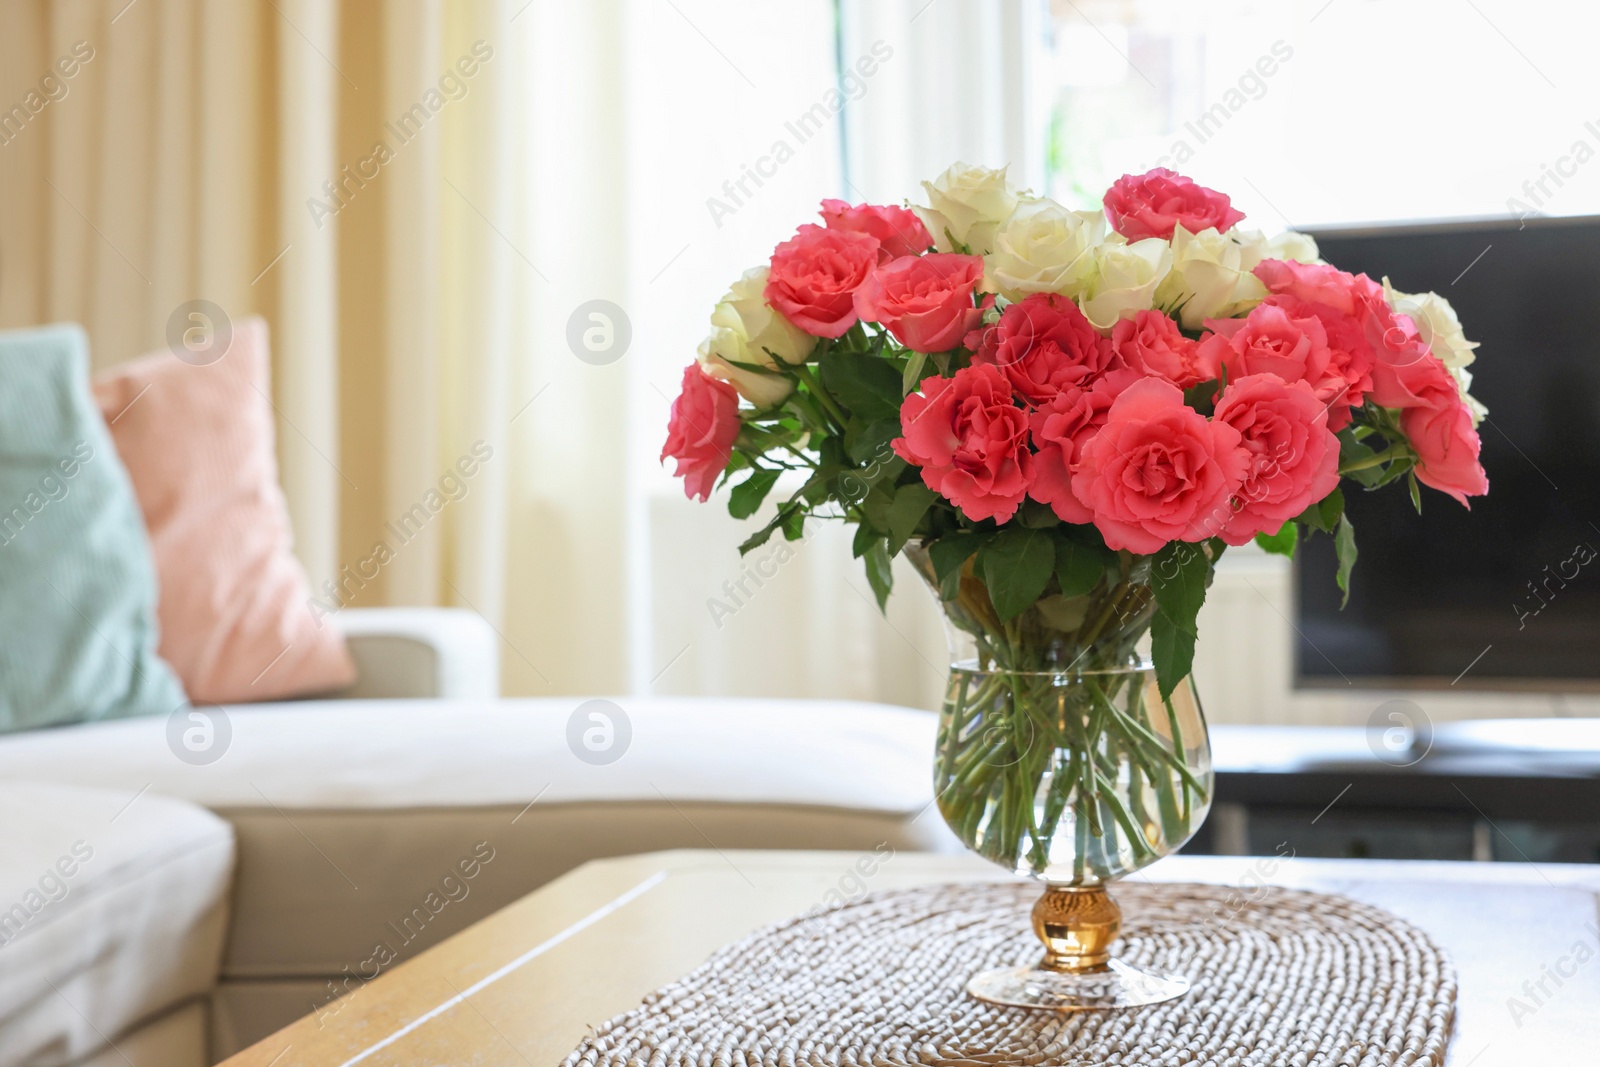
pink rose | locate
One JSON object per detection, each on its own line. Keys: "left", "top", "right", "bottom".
{"left": 1253, "top": 258, "right": 1383, "bottom": 318}
{"left": 765, "top": 224, "right": 880, "bottom": 338}
{"left": 1260, "top": 295, "right": 1374, "bottom": 426}
{"left": 1103, "top": 168, "right": 1246, "bottom": 241}
{"left": 1071, "top": 378, "right": 1249, "bottom": 554}
{"left": 854, "top": 253, "right": 989, "bottom": 353}
{"left": 967, "top": 293, "right": 1117, "bottom": 406}
{"left": 1211, "top": 373, "right": 1341, "bottom": 544}
{"left": 661, "top": 363, "right": 741, "bottom": 502}
{"left": 1197, "top": 301, "right": 1370, "bottom": 430}
{"left": 1028, "top": 369, "right": 1141, "bottom": 523}
{"left": 1251, "top": 259, "right": 1387, "bottom": 421}
{"left": 820, "top": 199, "right": 933, "bottom": 261}
{"left": 893, "top": 363, "right": 1033, "bottom": 523}
{"left": 1396, "top": 358, "right": 1489, "bottom": 506}
{"left": 1254, "top": 257, "right": 1486, "bottom": 503}
{"left": 1111, "top": 310, "right": 1207, "bottom": 389}
{"left": 1362, "top": 310, "right": 1445, "bottom": 410}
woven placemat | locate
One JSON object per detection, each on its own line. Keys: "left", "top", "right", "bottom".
{"left": 564, "top": 880, "right": 1456, "bottom": 1067}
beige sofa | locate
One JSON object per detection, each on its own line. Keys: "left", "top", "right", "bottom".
{"left": 0, "top": 608, "right": 951, "bottom": 1066}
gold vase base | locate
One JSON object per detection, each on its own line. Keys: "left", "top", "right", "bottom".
{"left": 966, "top": 884, "right": 1190, "bottom": 1010}
{"left": 966, "top": 958, "right": 1190, "bottom": 1010}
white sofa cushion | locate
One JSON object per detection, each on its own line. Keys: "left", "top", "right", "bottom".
{"left": 0, "top": 697, "right": 933, "bottom": 810}
{"left": 0, "top": 783, "right": 233, "bottom": 1067}
{"left": 0, "top": 698, "right": 952, "bottom": 987}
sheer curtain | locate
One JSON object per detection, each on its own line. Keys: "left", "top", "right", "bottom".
{"left": 0, "top": 0, "right": 342, "bottom": 577}
{"left": 0, "top": 0, "right": 574, "bottom": 695}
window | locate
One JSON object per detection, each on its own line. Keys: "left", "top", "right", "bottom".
{"left": 1033, "top": 0, "right": 1600, "bottom": 226}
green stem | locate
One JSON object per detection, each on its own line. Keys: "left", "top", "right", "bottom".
{"left": 1077, "top": 691, "right": 1103, "bottom": 838}
{"left": 1073, "top": 801, "right": 1088, "bottom": 882}
{"left": 1090, "top": 681, "right": 1209, "bottom": 802}
{"left": 1126, "top": 755, "right": 1155, "bottom": 853}
{"left": 789, "top": 363, "right": 849, "bottom": 430}
{"left": 1162, "top": 690, "right": 1196, "bottom": 822}
{"left": 780, "top": 444, "right": 817, "bottom": 468}
{"left": 1338, "top": 444, "right": 1408, "bottom": 474}
{"left": 1038, "top": 747, "right": 1077, "bottom": 866}
{"left": 1095, "top": 769, "right": 1156, "bottom": 862}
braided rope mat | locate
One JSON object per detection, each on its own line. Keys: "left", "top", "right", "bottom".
{"left": 564, "top": 881, "right": 1456, "bottom": 1067}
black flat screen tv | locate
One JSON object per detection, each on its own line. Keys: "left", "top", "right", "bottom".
{"left": 1295, "top": 215, "right": 1600, "bottom": 690}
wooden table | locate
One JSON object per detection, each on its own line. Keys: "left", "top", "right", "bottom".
{"left": 220, "top": 850, "right": 1600, "bottom": 1066}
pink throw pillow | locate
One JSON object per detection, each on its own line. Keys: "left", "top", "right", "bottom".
{"left": 93, "top": 317, "right": 355, "bottom": 703}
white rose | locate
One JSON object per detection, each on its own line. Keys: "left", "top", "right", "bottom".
{"left": 1449, "top": 364, "right": 1489, "bottom": 425}
{"left": 1383, "top": 278, "right": 1486, "bottom": 422}
{"left": 1232, "top": 227, "right": 1321, "bottom": 268}
{"left": 983, "top": 197, "right": 1105, "bottom": 301}
{"left": 913, "top": 162, "right": 1019, "bottom": 254}
{"left": 698, "top": 334, "right": 790, "bottom": 408}
{"left": 696, "top": 266, "right": 810, "bottom": 408}
{"left": 1156, "top": 225, "right": 1268, "bottom": 329}
{"left": 1382, "top": 279, "right": 1478, "bottom": 369}
{"left": 1266, "top": 230, "right": 1323, "bottom": 264}
{"left": 1078, "top": 236, "right": 1172, "bottom": 332}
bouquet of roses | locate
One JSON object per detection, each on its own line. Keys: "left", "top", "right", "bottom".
{"left": 664, "top": 162, "right": 1487, "bottom": 681}
{"left": 662, "top": 163, "right": 1487, "bottom": 877}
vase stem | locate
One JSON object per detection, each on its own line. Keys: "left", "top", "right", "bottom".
{"left": 1032, "top": 885, "right": 1120, "bottom": 972}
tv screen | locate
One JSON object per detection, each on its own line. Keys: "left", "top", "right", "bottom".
{"left": 1295, "top": 215, "right": 1600, "bottom": 689}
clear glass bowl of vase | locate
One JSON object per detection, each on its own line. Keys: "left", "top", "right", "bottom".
{"left": 907, "top": 543, "right": 1214, "bottom": 1010}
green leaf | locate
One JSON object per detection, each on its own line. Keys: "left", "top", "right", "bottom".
{"left": 1254, "top": 523, "right": 1299, "bottom": 558}
{"left": 1371, "top": 454, "right": 1416, "bottom": 489}
{"left": 1017, "top": 500, "right": 1060, "bottom": 529}
{"left": 901, "top": 350, "right": 929, "bottom": 397}
{"left": 864, "top": 539, "right": 893, "bottom": 612}
{"left": 1150, "top": 542, "right": 1213, "bottom": 699}
{"left": 1182, "top": 379, "right": 1220, "bottom": 412}
{"left": 800, "top": 465, "right": 846, "bottom": 505}
{"left": 929, "top": 530, "right": 988, "bottom": 601}
{"left": 1334, "top": 513, "right": 1358, "bottom": 608}
{"left": 885, "top": 484, "right": 938, "bottom": 555}
{"left": 1339, "top": 431, "right": 1385, "bottom": 488}
{"left": 735, "top": 422, "right": 800, "bottom": 452}
{"left": 1408, "top": 471, "right": 1422, "bottom": 514}
{"left": 1054, "top": 537, "right": 1109, "bottom": 598}
{"left": 727, "top": 468, "right": 781, "bottom": 520}
{"left": 860, "top": 482, "right": 895, "bottom": 531}
{"left": 1338, "top": 428, "right": 1378, "bottom": 463}
{"left": 1150, "top": 614, "right": 1196, "bottom": 707}
{"left": 978, "top": 527, "right": 1056, "bottom": 622}
{"left": 818, "top": 349, "right": 902, "bottom": 422}
{"left": 843, "top": 418, "right": 901, "bottom": 466}
{"left": 738, "top": 502, "right": 800, "bottom": 555}
{"left": 780, "top": 506, "right": 807, "bottom": 541}
{"left": 1296, "top": 487, "right": 1344, "bottom": 534}
{"left": 720, "top": 355, "right": 786, "bottom": 378}
{"left": 851, "top": 522, "right": 877, "bottom": 559}
{"left": 1152, "top": 543, "right": 1209, "bottom": 624}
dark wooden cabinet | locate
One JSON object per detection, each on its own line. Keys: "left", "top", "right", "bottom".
{"left": 1183, "top": 722, "right": 1600, "bottom": 863}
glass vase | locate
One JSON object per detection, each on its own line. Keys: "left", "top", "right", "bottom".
{"left": 906, "top": 543, "right": 1214, "bottom": 1010}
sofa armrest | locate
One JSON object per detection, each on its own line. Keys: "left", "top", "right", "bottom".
{"left": 330, "top": 608, "right": 499, "bottom": 699}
